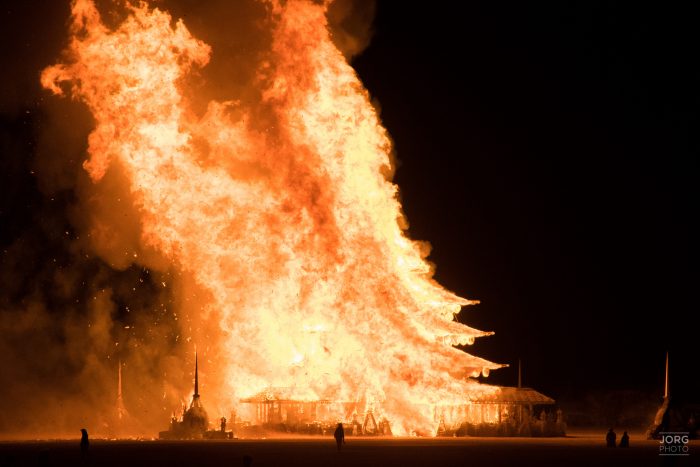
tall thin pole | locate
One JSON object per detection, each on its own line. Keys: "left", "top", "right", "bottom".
{"left": 116, "top": 359, "right": 125, "bottom": 420}
{"left": 664, "top": 351, "right": 669, "bottom": 399}
{"left": 518, "top": 358, "right": 522, "bottom": 389}
{"left": 118, "top": 359, "right": 123, "bottom": 399}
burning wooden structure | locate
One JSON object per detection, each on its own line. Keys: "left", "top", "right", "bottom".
{"left": 439, "top": 362, "right": 563, "bottom": 436}
{"left": 455, "top": 386, "right": 563, "bottom": 437}
{"left": 239, "top": 383, "right": 559, "bottom": 437}
{"left": 240, "top": 388, "right": 392, "bottom": 435}
{"left": 40, "top": 1, "right": 571, "bottom": 439}
{"left": 241, "top": 387, "right": 331, "bottom": 427}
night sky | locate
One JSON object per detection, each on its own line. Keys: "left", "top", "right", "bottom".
{"left": 1, "top": 0, "right": 697, "bottom": 428}
{"left": 354, "top": 1, "right": 697, "bottom": 403}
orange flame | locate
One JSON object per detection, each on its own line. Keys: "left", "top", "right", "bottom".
{"left": 42, "top": 0, "right": 501, "bottom": 435}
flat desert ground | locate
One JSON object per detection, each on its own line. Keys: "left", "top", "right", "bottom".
{"left": 1, "top": 431, "right": 696, "bottom": 466}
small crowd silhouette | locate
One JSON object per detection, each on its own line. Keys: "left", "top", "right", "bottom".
{"left": 605, "top": 428, "right": 629, "bottom": 448}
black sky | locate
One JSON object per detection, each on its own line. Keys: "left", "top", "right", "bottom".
{"left": 355, "top": 1, "right": 698, "bottom": 401}
{"left": 0, "top": 0, "right": 697, "bottom": 416}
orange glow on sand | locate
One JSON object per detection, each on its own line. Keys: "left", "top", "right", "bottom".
{"left": 42, "top": 0, "right": 502, "bottom": 435}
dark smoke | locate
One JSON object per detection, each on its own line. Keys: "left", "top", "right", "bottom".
{"left": 328, "top": 0, "right": 377, "bottom": 59}
{"left": 1, "top": 84, "right": 184, "bottom": 437}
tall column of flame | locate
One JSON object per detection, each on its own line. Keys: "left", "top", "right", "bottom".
{"left": 42, "top": 0, "right": 501, "bottom": 434}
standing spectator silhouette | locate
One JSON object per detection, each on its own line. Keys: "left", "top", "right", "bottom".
{"left": 80, "top": 428, "right": 89, "bottom": 459}
{"left": 605, "top": 427, "right": 616, "bottom": 447}
{"left": 334, "top": 423, "right": 345, "bottom": 451}
{"left": 619, "top": 431, "right": 629, "bottom": 447}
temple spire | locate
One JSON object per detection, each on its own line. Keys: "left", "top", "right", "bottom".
{"left": 194, "top": 350, "right": 199, "bottom": 398}
{"left": 189, "top": 349, "right": 202, "bottom": 409}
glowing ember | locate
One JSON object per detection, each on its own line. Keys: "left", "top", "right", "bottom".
{"left": 42, "top": 0, "right": 501, "bottom": 435}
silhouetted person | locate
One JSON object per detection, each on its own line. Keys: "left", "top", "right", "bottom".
{"left": 606, "top": 428, "right": 616, "bottom": 447}
{"left": 619, "top": 431, "right": 629, "bottom": 448}
{"left": 243, "top": 454, "right": 253, "bottom": 466}
{"left": 334, "top": 423, "right": 345, "bottom": 451}
{"left": 80, "top": 428, "right": 89, "bottom": 458}
{"left": 220, "top": 416, "right": 227, "bottom": 432}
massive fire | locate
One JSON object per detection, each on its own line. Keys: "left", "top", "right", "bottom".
{"left": 42, "top": 0, "right": 501, "bottom": 435}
